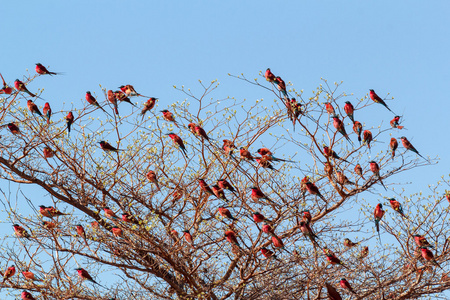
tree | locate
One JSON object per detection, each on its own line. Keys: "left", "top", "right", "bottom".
{"left": 0, "top": 68, "right": 447, "bottom": 300}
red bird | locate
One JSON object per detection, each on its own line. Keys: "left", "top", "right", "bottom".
{"left": 301, "top": 210, "right": 312, "bottom": 224}
{"left": 43, "top": 147, "right": 54, "bottom": 158}
{"left": 111, "top": 226, "right": 123, "bottom": 237}
{"left": 369, "top": 161, "right": 387, "bottom": 191}
{"left": 325, "top": 252, "right": 348, "bottom": 269}
{"left": 388, "top": 198, "right": 405, "bottom": 218}
{"left": 261, "top": 247, "right": 277, "bottom": 259}
{"left": 262, "top": 222, "right": 274, "bottom": 235}
{"left": 107, "top": 90, "right": 119, "bottom": 115}
{"left": 344, "top": 101, "right": 355, "bottom": 123}
{"left": 183, "top": 230, "right": 195, "bottom": 247}
{"left": 369, "top": 89, "right": 394, "bottom": 113}
{"left": 353, "top": 121, "right": 362, "bottom": 144}
{"left": 299, "top": 221, "right": 318, "bottom": 245}
{"left": 13, "top": 224, "right": 30, "bottom": 239}
{"left": 265, "top": 68, "right": 275, "bottom": 82}
{"left": 362, "top": 130, "right": 372, "bottom": 149}
{"left": 27, "top": 100, "right": 44, "bottom": 118}
{"left": 374, "top": 203, "right": 385, "bottom": 241}
{"left": 271, "top": 235, "right": 285, "bottom": 250}
{"left": 35, "top": 63, "right": 61, "bottom": 75}
{"left": 167, "top": 133, "right": 187, "bottom": 158}
{"left": 218, "top": 207, "right": 237, "bottom": 221}
{"left": 414, "top": 234, "right": 434, "bottom": 249}
{"left": 303, "top": 177, "right": 326, "bottom": 201}
{"left": 115, "top": 90, "right": 136, "bottom": 107}
{"left": 46, "top": 206, "right": 67, "bottom": 217}
{"left": 212, "top": 184, "right": 228, "bottom": 202}
{"left": 161, "top": 110, "right": 179, "bottom": 127}
{"left": 390, "top": 138, "right": 398, "bottom": 160}
{"left": 103, "top": 207, "right": 118, "bottom": 219}
{"left": 252, "top": 212, "right": 267, "bottom": 223}
{"left": 21, "top": 291, "right": 37, "bottom": 300}
{"left": 324, "top": 162, "right": 333, "bottom": 175}
{"left": 146, "top": 170, "right": 160, "bottom": 190}
{"left": 217, "top": 178, "right": 237, "bottom": 194}
{"left": 354, "top": 164, "right": 365, "bottom": 180}
{"left": 390, "top": 116, "right": 404, "bottom": 129}
{"left": 43, "top": 102, "right": 51, "bottom": 124}
{"left": 122, "top": 213, "right": 139, "bottom": 224}
{"left": 400, "top": 137, "right": 426, "bottom": 160}
{"left": 76, "top": 268, "right": 101, "bottom": 285}
{"left": 222, "top": 139, "right": 236, "bottom": 156}
{"left": 344, "top": 238, "right": 359, "bottom": 248}
{"left": 119, "top": 84, "right": 142, "bottom": 97}
{"left": 421, "top": 247, "right": 442, "bottom": 268}
{"left": 2, "top": 265, "right": 15, "bottom": 282}
{"left": 336, "top": 171, "right": 354, "bottom": 185}
{"left": 0, "top": 73, "right": 13, "bottom": 94}
{"left": 42, "top": 220, "right": 57, "bottom": 229}
{"left": 340, "top": 278, "right": 356, "bottom": 294}
{"left": 7, "top": 123, "right": 21, "bottom": 135}
{"left": 274, "top": 76, "right": 287, "bottom": 97}
{"left": 198, "top": 178, "right": 214, "bottom": 196}
{"left": 22, "top": 270, "right": 41, "bottom": 281}
{"left": 14, "top": 79, "right": 36, "bottom": 97}
{"left": 86, "top": 91, "right": 110, "bottom": 115}
{"left": 324, "top": 102, "right": 335, "bottom": 114}
{"left": 99, "top": 141, "right": 123, "bottom": 152}
{"left": 193, "top": 124, "right": 210, "bottom": 141}
{"left": 332, "top": 115, "right": 352, "bottom": 143}
{"left": 250, "top": 186, "right": 270, "bottom": 203}
{"left": 141, "top": 97, "right": 157, "bottom": 119}
{"left": 75, "top": 224, "right": 86, "bottom": 238}
{"left": 225, "top": 230, "right": 240, "bottom": 247}
{"left": 66, "top": 111, "right": 74, "bottom": 134}
{"left": 239, "top": 147, "right": 255, "bottom": 160}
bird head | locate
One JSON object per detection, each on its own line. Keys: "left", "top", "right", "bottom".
{"left": 36, "top": 63, "right": 42, "bottom": 66}
{"left": 182, "top": 230, "right": 189, "bottom": 234}
{"left": 400, "top": 136, "right": 406, "bottom": 140}
{"left": 345, "top": 101, "right": 350, "bottom": 104}
{"left": 86, "top": 91, "right": 91, "bottom": 94}
{"left": 369, "top": 89, "right": 374, "bottom": 92}
{"left": 160, "top": 110, "right": 168, "bottom": 113}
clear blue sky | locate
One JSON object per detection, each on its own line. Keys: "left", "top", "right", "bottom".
{"left": 1, "top": 1, "right": 450, "bottom": 298}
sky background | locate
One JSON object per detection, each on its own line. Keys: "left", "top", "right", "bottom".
{"left": 1, "top": 1, "right": 450, "bottom": 298}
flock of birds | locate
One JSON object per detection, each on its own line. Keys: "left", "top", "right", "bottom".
{"left": 0, "top": 65, "right": 438, "bottom": 299}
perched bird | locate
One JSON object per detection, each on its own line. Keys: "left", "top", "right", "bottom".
{"left": 363, "top": 130, "right": 372, "bottom": 149}
{"left": 35, "top": 63, "right": 62, "bottom": 75}
{"left": 21, "top": 291, "right": 37, "bottom": 300}
{"left": 119, "top": 84, "right": 142, "bottom": 97}
{"left": 303, "top": 177, "right": 326, "bottom": 201}
{"left": 225, "top": 230, "right": 240, "bottom": 247}
{"left": 265, "top": 68, "right": 275, "bottom": 82}
{"left": 332, "top": 115, "right": 352, "bottom": 143}
{"left": 217, "top": 178, "right": 238, "bottom": 195}
{"left": 66, "top": 111, "right": 74, "bottom": 134}
{"left": 111, "top": 226, "right": 123, "bottom": 237}
{"left": 14, "top": 79, "right": 36, "bottom": 97}
{"left": 43, "top": 147, "right": 55, "bottom": 158}
{"left": 198, "top": 178, "right": 214, "bottom": 196}
{"left": 43, "top": 102, "right": 51, "bottom": 124}
{"left": 374, "top": 203, "right": 385, "bottom": 241}
{"left": 250, "top": 186, "right": 271, "bottom": 203}
{"left": 75, "top": 268, "right": 101, "bottom": 285}
{"left": 27, "top": 100, "right": 44, "bottom": 118}
{"left": 358, "top": 246, "right": 369, "bottom": 259}
{"left": 240, "top": 147, "right": 255, "bottom": 160}
{"left": 7, "top": 123, "right": 21, "bottom": 135}
{"left": 252, "top": 212, "right": 269, "bottom": 223}
{"left": 99, "top": 141, "right": 123, "bottom": 152}
{"left": 222, "top": 139, "right": 236, "bottom": 156}
{"left": 325, "top": 102, "right": 335, "bottom": 115}
{"left": 325, "top": 282, "right": 343, "bottom": 300}
{"left": 115, "top": 90, "right": 136, "bottom": 107}
{"left": 324, "top": 162, "right": 333, "bottom": 175}
{"left": 344, "top": 101, "right": 355, "bottom": 123}
{"left": 369, "top": 89, "right": 394, "bottom": 113}
{"left": 211, "top": 184, "right": 228, "bottom": 202}
{"left": 218, "top": 207, "right": 237, "bottom": 221}
{"left": 369, "top": 161, "right": 387, "bottom": 191}
{"left": 22, "top": 270, "right": 42, "bottom": 281}
{"left": 340, "top": 278, "right": 356, "bottom": 294}
{"left": 388, "top": 198, "right": 405, "bottom": 218}
{"left": 299, "top": 221, "right": 318, "bottom": 245}
{"left": 262, "top": 222, "right": 274, "bottom": 235}
{"left": 2, "top": 265, "right": 15, "bottom": 282}
{"left": 146, "top": 170, "right": 160, "bottom": 191}
{"left": 325, "top": 252, "right": 348, "bottom": 269}
{"left": 183, "top": 230, "right": 195, "bottom": 247}
{"left": 390, "top": 138, "right": 398, "bottom": 160}
{"left": 413, "top": 234, "right": 434, "bottom": 249}
{"left": 352, "top": 121, "right": 362, "bottom": 144}
{"left": 400, "top": 137, "right": 426, "bottom": 160}
{"left": 336, "top": 171, "right": 354, "bottom": 185}
{"left": 140, "top": 97, "right": 157, "bottom": 119}
{"left": 103, "top": 207, "right": 118, "bottom": 219}
{"left": 323, "top": 145, "right": 349, "bottom": 163}
{"left": 167, "top": 133, "right": 187, "bottom": 158}
{"left": 45, "top": 206, "right": 68, "bottom": 217}
{"left": 75, "top": 224, "right": 86, "bottom": 238}
{"left": 301, "top": 210, "right": 312, "bottom": 224}
{"left": 390, "top": 116, "right": 404, "bottom": 129}
{"left": 255, "top": 156, "right": 276, "bottom": 170}
{"left": 271, "top": 235, "right": 287, "bottom": 251}
{"left": 13, "top": 224, "right": 30, "bottom": 239}
{"left": 122, "top": 213, "right": 139, "bottom": 224}
{"left": 256, "top": 148, "right": 294, "bottom": 163}
{"left": 107, "top": 90, "right": 119, "bottom": 115}
{"left": 0, "top": 73, "right": 13, "bottom": 94}
{"left": 161, "top": 110, "right": 179, "bottom": 127}
{"left": 192, "top": 124, "right": 210, "bottom": 141}
{"left": 42, "top": 220, "right": 57, "bottom": 229}
{"left": 354, "top": 164, "right": 365, "bottom": 180}
{"left": 261, "top": 247, "right": 277, "bottom": 259}
{"left": 274, "top": 76, "right": 287, "bottom": 97}
{"left": 343, "top": 238, "right": 359, "bottom": 248}
{"left": 421, "top": 247, "right": 442, "bottom": 269}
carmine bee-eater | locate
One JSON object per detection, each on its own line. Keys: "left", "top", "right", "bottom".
{"left": 388, "top": 198, "right": 405, "bottom": 218}
{"left": 272, "top": 235, "right": 287, "bottom": 252}
{"left": 265, "top": 68, "right": 275, "bottom": 82}
{"left": 43, "top": 147, "right": 55, "bottom": 158}
{"left": 193, "top": 124, "right": 210, "bottom": 141}
{"left": 7, "top": 123, "right": 21, "bottom": 135}
{"left": 140, "top": 97, "right": 157, "bottom": 119}
{"left": 103, "top": 207, "right": 118, "bottom": 219}
{"left": 198, "top": 178, "right": 214, "bottom": 196}
{"left": 39, "top": 205, "right": 52, "bottom": 218}
{"left": 122, "top": 212, "right": 138, "bottom": 224}
{"left": 421, "top": 247, "right": 442, "bottom": 269}
{"left": 253, "top": 212, "right": 269, "bottom": 223}
{"left": 390, "top": 138, "right": 398, "bottom": 160}
{"left": 115, "top": 90, "right": 137, "bottom": 107}
{"left": 324, "top": 162, "right": 333, "bottom": 175}
{"left": 340, "top": 278, "right": 356, "bottom": 294}
{"left": 13, "top": 224, "right": 30, "bottom": 239}
{"left": 2, "top": 265, "right": 15, "bottom": 282}
{"left": 85, "top": 91, "right": 111, "bottom": 116}
{"left": 43, "top": 102, "right": 51, "bottom": 124}
{"left": 358, "top": 246, "right": 369, "bottom": 259}
{"left": 211, "top": 184, "right": 228, "bottom": 202}
{"left": 240, "top": 147, "right": 255, "bottom": 160}
{"left": 107, "top": 90, "right": 119, "bottom": 115}
{"left": 35, "top": 63, "right": 62, "bottom": 75}
{"left": 303, "top": 177, "right": 326, "bottom": 201}
{"left": 446, "top": 191, "right": 450, "bottom": 204}
{"left": 274, "top": 76, "right": 287, "bottom": 97}
{"left": 218, "top": 178, "right": 238, "bottom": 195}
{"left": 161, "top": 110, "right": 179, "bottom": 127}
{"left": 354, "top": 164, "right": 365, "bottom": 180}
{"left": 170, "top": 229, "right": 179, "bottom": 239}
{"left": 27, "top": 100, "right": 44, "bottom": 118}
{"left": 46, "top": 206, "right": 68, "bottom": 217}
{"left": 262, "top": 222, "right": 274, "bottom": 235}
{"left": 14, "top": 79, "right": 36, "bottom": 97}
{"left": 301, "top": 210, "right": 312, "bottom": 224}
{"left": 343, "top": 238, "right": 359, "bottom": 248}
{"left": 255, "top": 156, "right": 277, "bottom": 170}
{"left": 218, "top": 207, "right": 237, "bottom": 221}
{"left": 222, "top": 139, "right": 236, "bottom": 156}
{"left": 414, "top": 234, "right": 434, "bottom": 248}
{"left": 400, "top": 137, "right": 426, "bottom": 160}
{"left": 369, "top": 161, "right": 387, "bottom": 191}
{"left": 332, "top": 115, "right": 352, "bottom": 143}
{"left": 352, "top": 121, "right": 362, "bottom": 144}
{"left": 119, "top": 84, "right": 143, "bottom": 97}
{"left": 76, "top": 268, "right": 102, "bottom": 286}
{"left": 100, "top": 141, "right": 123, "bottom": 152}
{"left": 324, "top": 102, "right": 335, "bottom": 115}
{"left": 21, "top": 291, "right": 37, "bottom": 300}
{"left": 390, "top": 116, "right": 404, "bottom": 129}
{"left": 292, "top": 101, "right": 304, "bottom": 130}
{"left": 183, "top": 230, "right": 195, "bottom": 248}
{"left": 261, "top": 247, "right": 277, "bottom": 260}
{"left": 75, "top": 224, "right": 86, "bottom": 238}
{"left": 325, "top": 252, "right": 348, "bottom": 269}
{"left": 344, "top": 101, "right": 355, "bottom": 123}
{"left": 167, "top": 133, "right": 187, "bottom": 158}
{"left": 42, "top": 220, "right": 57, "bottom": 229}
{"left": 256, "top": 148, "right": 294, "bottom": 163}
{"left": 374, "top": 203, "right": 385, "bottom": 242}
{"left": 336, "top": 171, "right": 354, "bottom": 185}
{"left": 146, "top": 170, "right": 160, "bottom": 191}
{"left": 22, "top": 270, "right": 42, "bottom": 281}
{"left": 225, "top": 230, "right": 240, "bottom": 248}
{"left": 111, "top": 226, "right": 123, "bottom": 237}
{"left": 362, "top": 130, "right": 372, "bottom": 149}
{"left": 325, "top": 282, "right": 342, "bottom": 300}
{"left": 250, "top": 186, "right": 271, "bottom": 203}
{"left": 66, "top": 111, "right": 74, "bottom": 135}
{"left": 299, "top": 221, "right": 318, "bottom": 245}
{"left": 0, "top": 73, "right": 13, "bottom": 94}
{"left": 369, "top": 89, "right": 394, "bottom": 113}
